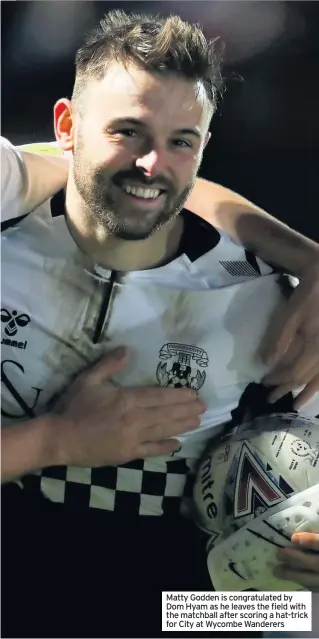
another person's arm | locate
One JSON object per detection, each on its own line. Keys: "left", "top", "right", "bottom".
{"left": 1, "top": 349, "right": 204, "bottom": 484}
{"left": 4, "top": 138, "right": 319, "bottom": 276}
{"left": 186, "top": 177, "right": 319, "bottom": 277}
{"left": 1, "top": 416, "right": 59, "bottom": 484}
{"left": 186, "top": 179, "right": 319, "bottom": 408}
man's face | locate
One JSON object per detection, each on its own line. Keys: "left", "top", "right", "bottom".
{"left": 72, "top": 62, "right": 211, "bottom": 240}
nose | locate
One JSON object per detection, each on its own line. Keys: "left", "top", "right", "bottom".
{"left": 135, "top": 149, "right": 166, "bottom": 177}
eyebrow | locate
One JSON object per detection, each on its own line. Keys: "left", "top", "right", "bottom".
{"left": 109, "top": 118, "right": 201, "bottom": 139}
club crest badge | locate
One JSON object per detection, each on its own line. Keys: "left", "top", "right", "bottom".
{"left": 156, "top": 342, "right": 208, "bottom": 392}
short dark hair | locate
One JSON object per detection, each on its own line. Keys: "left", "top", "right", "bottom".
{"left": 72, "top": 9, "right": 224, "bottom": 113}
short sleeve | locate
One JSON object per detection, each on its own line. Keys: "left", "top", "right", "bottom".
{"left": 1, "top": 136, "right": 28, "bottom": 223}
{"left": 1, "top": 138, "right": 67, "bottom": 228}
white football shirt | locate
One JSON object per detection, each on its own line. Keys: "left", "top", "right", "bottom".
{"left": 1, "top": 137, "right": 318, "bottom": 516}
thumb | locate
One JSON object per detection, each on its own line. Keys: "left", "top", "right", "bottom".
{"left": 85, "top": 347, "right": 129, "bottom": 385}
{"left": 291, "top": 532, "right": 319, "bottom": 550}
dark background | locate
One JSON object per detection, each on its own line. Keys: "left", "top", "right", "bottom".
{"left": 2, "top": 1, "right": 319, "bottom": 241}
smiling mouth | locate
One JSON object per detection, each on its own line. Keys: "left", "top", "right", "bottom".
{"left": 114, "top": 180, "right": 166, "bottom": 201}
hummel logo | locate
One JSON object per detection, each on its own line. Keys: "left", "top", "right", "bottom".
{"left": 1, "top": 309, "right": 30, "bottom": 337}
{"left": 1, "top": 309, "right": 30, "bottom": 350}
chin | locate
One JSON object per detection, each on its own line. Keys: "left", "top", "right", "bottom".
{"left": 103, "top": 206, "right": 178, "bottom": 240}
{"left": 111, "top": 216, "right": 167, "bottom": 241}
{"left": 114, "top": 227, "right": 155, "bottom": 241}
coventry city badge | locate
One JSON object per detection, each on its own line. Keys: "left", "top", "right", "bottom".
{"left": 156, "top": 342, "right": 208, "bottom": 392}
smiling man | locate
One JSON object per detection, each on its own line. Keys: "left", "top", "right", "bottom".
{"left": 70, "top": 75, "right": 204, "bottom": 241}
{"left": 58, "top": 54, "right": 215, "bottom": 271}
{"left": 1, "top": 10, "right": 318, "bottom": 639}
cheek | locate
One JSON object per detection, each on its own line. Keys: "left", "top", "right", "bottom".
{"left": 174, "top": 153, "right": 201, "bottom": 185}
{"left": 87, "top": 139, "right": 131, "bottom": 173}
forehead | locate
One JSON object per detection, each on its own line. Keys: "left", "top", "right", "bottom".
{"left": 85, "top": 62, "right": 211, "bottom": 132}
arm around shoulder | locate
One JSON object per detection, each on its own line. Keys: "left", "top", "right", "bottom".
{"left": 186, "top": 177, "right": 319, "bottom": 277}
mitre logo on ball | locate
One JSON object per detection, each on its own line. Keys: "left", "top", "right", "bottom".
{"left": 193, "top": 413, "right": 319, "bottom": 591}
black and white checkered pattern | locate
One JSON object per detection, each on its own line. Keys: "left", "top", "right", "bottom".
{"left": 22, "top": 456, "right": 196, "bottom": 516}
{"left": 2, "top": 168, "right": 295, "bottom": 518}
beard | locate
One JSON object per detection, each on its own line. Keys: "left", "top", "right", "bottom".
{"left": 73, "top": 148, "right": 197, "bottom": 241}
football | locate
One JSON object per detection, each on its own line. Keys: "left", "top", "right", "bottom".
{"left": 193, "top": 413, "right": 319, "bottom": 590}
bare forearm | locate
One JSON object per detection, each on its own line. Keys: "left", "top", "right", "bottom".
{"left": 187, "top": 178, "right": 319, "bottom": 277}
{"left": 1, "top": 415, "right": 60, "bottom": 484}
{"left": 224, "top": 208, "right": 319, "bottom": 277}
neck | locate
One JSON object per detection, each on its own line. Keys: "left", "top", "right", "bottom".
{"left": 64, "top": 184, "right": 184, "bottom": 271}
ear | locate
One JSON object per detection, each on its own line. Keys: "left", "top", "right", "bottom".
{"left": 53, "top": 99, "right": 75, "bottom": 152}
{"left": 203, "top": 131, "right": 211, "bottom": 149}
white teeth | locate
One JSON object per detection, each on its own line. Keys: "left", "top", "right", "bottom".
{"left": 123, "top": 185, "right": 161, "bottom": 199}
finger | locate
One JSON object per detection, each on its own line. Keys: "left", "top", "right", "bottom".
{"left": 265, "top": 364, "right": 318, "bottom": 403}
{"left": 292, "top": 533, "right": 319, "bottom": 551}
{"left": 85, "top": 347, "right": 129, "bottom": 385}
{"left": 146, "top": 415, "right": 202, "bottom": 441}
{"left": 274, "top": 565, "right": 319, "bottom": 591}
{"left": 263, "top": 355, "right": 317, "bottom": 388}
{"left": 132, "top": 386, "right": 199, "bottom": 407}
{"left": 267, "top": 384, "right": 298, "bottom": 404}
{"left": 143, "top": 401, "right": 206, "bottom": 429}
{"left": 260, "top": 301, "right": 301, "bottom": 365}
{"left": 139, "top": 438, "right": 182, "bottom": 458}
{"left": 277, "top": 548, "right": 319, "bottom": 573}
{"left": 262, "top": 334, "right": 315, "bottom": 385}
{"left": 293, "top": 374, "right": 319, "bottom": 409}
{"left": 263, "top": 333, "right": 305, "bottom": 379}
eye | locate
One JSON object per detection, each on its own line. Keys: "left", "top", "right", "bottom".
{"left": 115, "top": 129, "right": 139, "bottom": 138}
{"left": 173, "top": 139, "right": 192, "bottom": 149}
